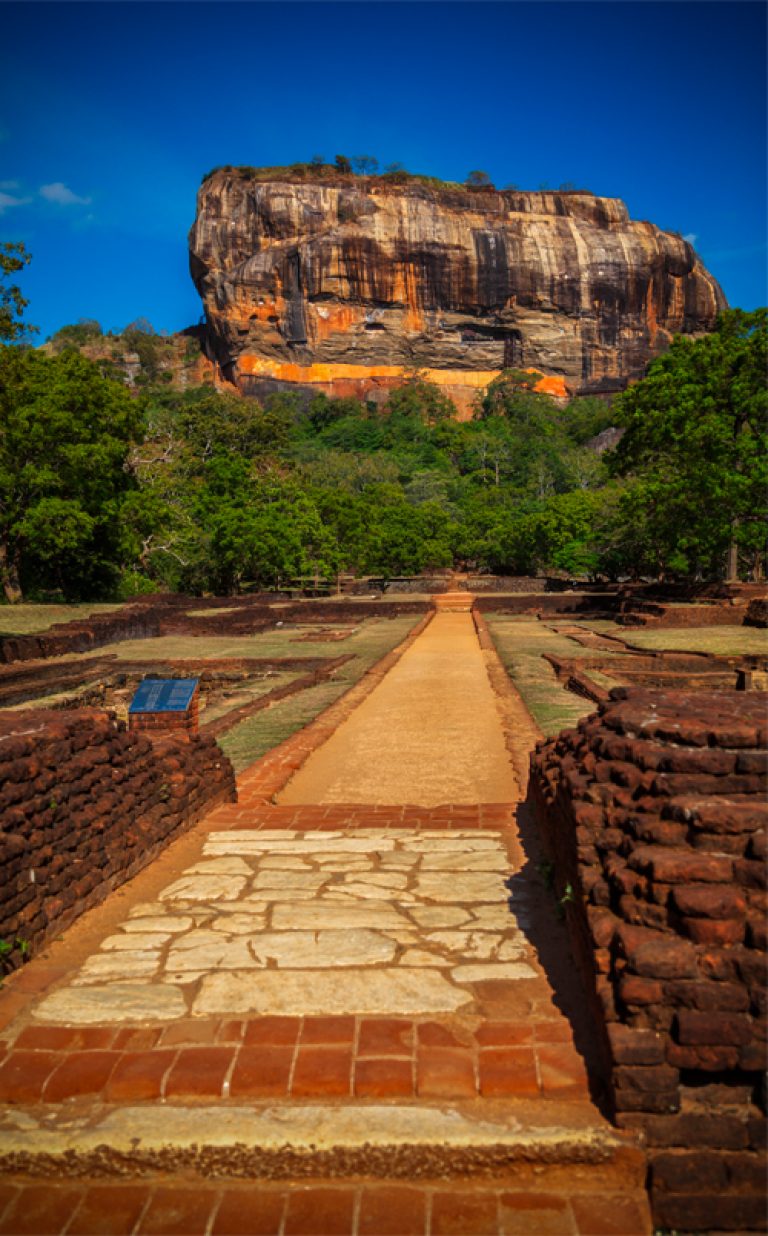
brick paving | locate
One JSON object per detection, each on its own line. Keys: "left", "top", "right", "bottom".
{"left": 0, "top": 1015, "right": 590, "bottom": 1104}
{"left": 0, "top": 1178, "right": 653, "bottom": 1236}
{"left": 0, "top": 611, "right": 653, "bottom": 1234}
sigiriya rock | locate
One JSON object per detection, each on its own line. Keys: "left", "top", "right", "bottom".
{"left": 189, "top": 169, "right": 726, "bottom": 412}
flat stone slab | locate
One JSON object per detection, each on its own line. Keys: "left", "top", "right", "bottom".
{"left": 28, "top": 829, "right": 546, "bottom": 1024}
{"left": 193, "top": 968, "right": 472, "bottom": 1016}
{"left": 33, "top": 983, "right": 186, "bottom": 1024}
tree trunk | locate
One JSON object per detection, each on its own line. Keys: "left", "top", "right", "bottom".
{"left": 0, "top": 539, "right": 22, "bottom": 604}
{"left": 726, "top": 524, "right": 739, "bottom": 582}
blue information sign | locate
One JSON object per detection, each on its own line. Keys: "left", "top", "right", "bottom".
{"left": 129, "top": 678, "right": 199, "bottom": 714}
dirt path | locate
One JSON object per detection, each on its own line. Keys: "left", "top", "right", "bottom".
{"left": 279, "top": 612, "right": 520, "bottom": 806}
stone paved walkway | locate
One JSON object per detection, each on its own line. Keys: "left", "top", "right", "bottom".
{"left": 0, "top": 612, "right": 652, "bottom": 1234}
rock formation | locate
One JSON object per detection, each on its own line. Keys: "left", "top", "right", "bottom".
{"left": 189, "top": 170, "right": 726, "bottom": 411}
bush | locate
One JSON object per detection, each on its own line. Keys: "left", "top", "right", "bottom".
{"left": 115, "top": 570, "right": 161, "bottom": 599}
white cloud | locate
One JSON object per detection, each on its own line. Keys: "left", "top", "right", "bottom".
{"left": 683, "top": 232, "right": 698, "bottom": 246}
{"left": 0, "top": 179, "right": 19, "bottom": 191}
{"left": 0, "top": 190, "right": 31, "bottom": 216}
{"left": 39, "top": 182, "right": 92, "bottom": 207}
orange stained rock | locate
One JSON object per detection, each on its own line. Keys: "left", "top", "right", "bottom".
{"left": 234, "top": 357, "right": 569, "bottom": 415}
{"left": 392, "top": 265, "right": 426, "bottom": 334}
{"left": 528, "top": 372, "right": 569, "bottom": 399}
{"left": 309, "top": 303, "right": 363, "bottom": 342}
{"left": 238, "top": 357, "right": 501, "bottom": 388}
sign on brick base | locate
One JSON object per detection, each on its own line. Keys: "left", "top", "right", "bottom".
{"left": 128, "top": 678, "right": 199, "bottom": 736}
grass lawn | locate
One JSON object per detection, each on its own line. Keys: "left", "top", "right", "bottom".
{"left": 219, "top": 681, "right": 350, "bottom": 772}
{"left": 198, "top": 670, "right": 299, "bottom": 725}
{"left": 184, "top": 605, "right": 248, "bottom": 618}
{"left": 484, "top": 616, "right": 602, "bottom": 736}
{"left": 0, "top": 603, "right": 124, "bottom": 637}
{"left": 66, "top": 617, "right": 414, "bottom": 664}
{"left": 618, "top": 625, "right": 768, "bottom": 656}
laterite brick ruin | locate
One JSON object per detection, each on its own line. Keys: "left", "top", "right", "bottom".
{"left": 531, "top": 689, "right": 767, "bottom": 1232}
{"left": 0, "top": 710, "right": 235, "bottom": 964}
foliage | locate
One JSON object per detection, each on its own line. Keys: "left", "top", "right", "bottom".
{"left": 334, "top": 154, "right": 352, "bottom": 174}
{"left": 50, "top": 318, "right": 103, "bottom": 351}
{"left": 6, "top": 294, "right": 763, "bottom": 596}
{"left": 122, "top": 321, "right": 167, "bottom": 381}
{"left": 609, "top": 308, "right": 767, "bottom": 578}
{"left": 0, "top": 347, "right": 144, "bottom": 602}
{"left": 465, "top": 170, "right": 493, "bottom": 188}
{"left": 0, "top": 242, "right": 36, "bottom": 342}
{"left": 352, "top": 155, "right": 379, "bottom": 176}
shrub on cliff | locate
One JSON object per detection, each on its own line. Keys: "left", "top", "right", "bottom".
{"left": 50, "top": 318, "right": 102, "bottom": 351}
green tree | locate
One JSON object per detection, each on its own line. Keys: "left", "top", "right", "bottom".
{"left": 465, "top": 170, "right": 493, "bottom": 189}
{"left": 0, "top": 242, "right": 36, "bottom": 342}
{"left": 384, "top": 378, "right": 455, "bottom": 426}
{"left": 609, "top": 309, "right": 767, "bottom": 580}
{"left": 334, "top": 155, "right": 352, "bottom": 174}
{"left": 0, "top": 347, "right": 144, "bottom": 601}
{"left": 352, "top": 155, "right": 379, "bottom": 176}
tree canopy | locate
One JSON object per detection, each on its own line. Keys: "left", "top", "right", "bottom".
{"left": 0, "top": 347, "right": 144, "bottom": 601}
{"left": 0, "top": 242, "right": 36, "bottom": 342}
{"left": 609, "top": 308, "right": 767, "bottom": 579}
{"left": 2, "top": 254, "right": 764, "bottom": 602}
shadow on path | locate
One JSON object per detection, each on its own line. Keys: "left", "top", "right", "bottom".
{"left": 507, "top": 798, "right": 612, "bottom": 1118}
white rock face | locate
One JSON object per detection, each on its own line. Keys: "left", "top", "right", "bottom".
{"left": 247, "top": 930, "right": 396, "bottom": 968}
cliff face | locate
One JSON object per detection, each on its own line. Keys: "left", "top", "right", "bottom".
{"left": 189, "top": 172, "right": 726, "bottom": 410}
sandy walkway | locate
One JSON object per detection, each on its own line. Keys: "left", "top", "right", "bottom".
{"left": 279, "top": 612, "right": 518, "bottom": 806}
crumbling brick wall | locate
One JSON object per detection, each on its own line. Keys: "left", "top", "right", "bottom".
{"left": 0, "top": 709, "right": 235, "bottom": 968}
{"left": 530, "top": 689, "right": 767, "bottom": 1233}
{"left": 0, "top": 598, "right": 429, "bottom": 664}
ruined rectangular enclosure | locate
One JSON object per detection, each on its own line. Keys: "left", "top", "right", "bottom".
{"left": 0, "top": 580, "right": 765, "bottom": 1232}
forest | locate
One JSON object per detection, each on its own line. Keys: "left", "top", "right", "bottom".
{"left": 0, "top": 243, "right": 765, "bottom": 603}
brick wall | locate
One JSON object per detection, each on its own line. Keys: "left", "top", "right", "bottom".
{"left": 0, "top": 603, "right": 166, "bottom": 663}
{"left": 0, "top": 709, "right": 235, "bottom": 969}
{"left": 466, "top": 576, "right": 549, "bottom": 593}
{"left": 0, "top": 600, "right": 430, "bottom": 665}
{"left": 474, "top": 593, "right": 618, "bottom": 616}
{"left": 530, "top": 689, "right": 767, "bottom": 1232}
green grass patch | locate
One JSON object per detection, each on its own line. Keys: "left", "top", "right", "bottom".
{"left": 620, "top": 625, "right": 768, "bottom": 656}
{"left": 199, "top": 671, "right": 299, "bottom": 725}
{"left": 184, "top": 606, "right": 247, "bottom": 618}
{"left": 219, "top": 681, "right": 350, "bottom": 773}
{"left": 484, "top": 616, "right": 602, "bottom": 737}
{"left": 0, "top": 603, "right": 124, "bottom": 638}
{"left": 73, "top": 616, "right": 415, "bottom": 664}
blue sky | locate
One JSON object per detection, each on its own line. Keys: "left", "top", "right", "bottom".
{"left": 2, "top": 1, "right": 766, "bottom": 339}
